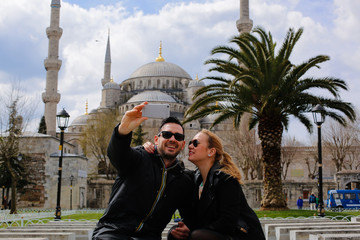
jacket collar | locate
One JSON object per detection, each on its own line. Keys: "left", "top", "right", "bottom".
{"left": 195, "top": 160, "right": 222, "bottom": 185}
{"left": 152, "top": 151, "right": 185, "bottom": 175}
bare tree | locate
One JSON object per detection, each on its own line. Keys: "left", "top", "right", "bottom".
{"left": 227, "top": 129, "right": 262, "bottom": 180}
{"left": 281, "top": 136, "right": 302, "bottom": 180}
{"left": 305, "top": 147, "right": 318, "bottom": 180}
{"left": 347, "top": 146, "right": 360, "bottom": 170}
{"left": 323, "top": 120, "right": 359, "bottom": 172}
{"left": 79, "top": 109, "right": 120, "bottom": 179}
{"left": 0, "top": 85, "right": 37, "bottom": 213}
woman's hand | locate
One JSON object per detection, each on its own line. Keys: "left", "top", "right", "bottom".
{"left": 170, "top": 222, "right": 190, "bottom": 240}
{"left": 143, "top": 141, "right": 155, "bottom": 154}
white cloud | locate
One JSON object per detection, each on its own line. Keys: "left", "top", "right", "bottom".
{"left": 0, "top": 0, "right": 359, "bottom": 143}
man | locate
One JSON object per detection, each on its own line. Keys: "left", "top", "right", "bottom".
{"left": 309, "top": 193, "right": 316, "bottom": 210}
{"left": 92, "top": 102, "right": 194, "bottom": 240}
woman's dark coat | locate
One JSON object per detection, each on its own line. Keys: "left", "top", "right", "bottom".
{"left": 189, "top": 161, "right": 265, "bottom": 240}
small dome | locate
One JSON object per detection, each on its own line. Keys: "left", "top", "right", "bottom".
{"left": 90, "top": 109, "right": 98, "bottom": 114}
{"left": 188, "top": 79, "right": 205, "bottom": 87}
{"left": 127, "top": 90, "right": 176, "bottom": 103}
{"left": 104, "top": 81, "right": 120, "bottom": 90}
{"left": 129, "top": 62, "right": 192, "bottom": 79}
{"left": 200, "top": 113, "right": 221, "bottom": 124}
{"left": 70, "top": 114, "right": 89, "bottom": 126}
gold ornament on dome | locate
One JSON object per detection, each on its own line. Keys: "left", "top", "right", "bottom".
{"left": 155, "top": 41, "right": 165, "bottom": 62}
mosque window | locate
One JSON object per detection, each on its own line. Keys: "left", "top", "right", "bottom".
{"left": 148, "top": 80, "right": 151, "bottom": 88}
{"left": 166, "top": 80, "right": 169, "bottom": 88}
{"left": 157, "top": 79, "right": 160, "bottom": 88}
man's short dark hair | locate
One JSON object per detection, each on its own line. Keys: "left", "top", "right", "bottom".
{"left": 159, "top": 117, "right": 184, "bottom": 134}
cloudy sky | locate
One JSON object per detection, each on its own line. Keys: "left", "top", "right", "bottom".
{"left": 0, "top": 0, "right": 359, "bottom": 144}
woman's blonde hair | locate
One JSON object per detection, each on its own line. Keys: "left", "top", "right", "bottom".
{"left": 200, "top": 129, "right": 242, "bottom": 184}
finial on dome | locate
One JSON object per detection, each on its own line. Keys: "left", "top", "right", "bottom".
{"left": 110, "top": 76, "right": 114, "bottom": 82}
{"left": 195, "top": 74, "right": 199, "bottom": 81}
{"left": 85, "top": 100, "right": 88, "bottom": 115}
{"left": 215, "top": 101, "right": 219, "bottom": 112}
{"left": 155, "top": 41, "right": 165, "bottom": 62}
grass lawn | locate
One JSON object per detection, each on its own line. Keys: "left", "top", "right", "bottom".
{"left": 61, "top": 209, "right": 360, "bottom": 221}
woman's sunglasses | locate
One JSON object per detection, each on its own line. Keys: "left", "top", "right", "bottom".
{"left": 159, "top": 131, "right": 185, "bottom": 141}
{"left": 188, "top": 139, "right": 200, "bottom": 147}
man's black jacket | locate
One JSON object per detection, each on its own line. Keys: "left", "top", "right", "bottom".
{"left": 92, "top": 126, "right": 194, "bottom": 239}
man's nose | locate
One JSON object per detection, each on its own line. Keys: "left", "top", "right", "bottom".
{"left": 168, "top": 135, "right": 177, "bottom": 141}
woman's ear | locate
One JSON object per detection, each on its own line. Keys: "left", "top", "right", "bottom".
{"left": 208, "top": 148, "right": 216, "bottom": 157}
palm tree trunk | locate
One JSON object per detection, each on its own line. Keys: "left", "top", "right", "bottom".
{"left": 258, "top": 117, "right": 287, "bottom": 210}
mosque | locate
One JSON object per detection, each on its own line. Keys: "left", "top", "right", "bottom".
{"left": 11, "top": 0, "right": 359, "bottom": 211}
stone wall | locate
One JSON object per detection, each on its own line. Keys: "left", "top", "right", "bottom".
{"left": 18, "top": 153, "right": 46, "bottom": 208}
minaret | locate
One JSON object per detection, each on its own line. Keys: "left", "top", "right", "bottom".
{"left": 42, "top": 0, "right": 62, "bottom": 136}
{"left": 236, "top": 0, "right": 253, "bottom": 33}
{"left": 237, "top": 0, "right": 254, "bottom": 135}
{"left": 101, "top": 30, "right": 111, "bottom": 87}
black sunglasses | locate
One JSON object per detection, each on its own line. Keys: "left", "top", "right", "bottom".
{"left": 159, "top": 131, "right": 185, "bottom": 141}
{"left": 188, "top": 139, "right": 200, "bottom": 147}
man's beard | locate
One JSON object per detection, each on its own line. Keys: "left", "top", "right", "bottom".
{"left": 158, "top": 147, "right": 179, "bottom": 161}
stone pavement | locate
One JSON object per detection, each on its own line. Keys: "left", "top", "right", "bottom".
{"left": 0, "top": 217, "right": 359, "bottom": 240}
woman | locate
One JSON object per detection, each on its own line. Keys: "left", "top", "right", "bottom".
{"left": 145, "top": 129, "right": 265, "bottom": 240}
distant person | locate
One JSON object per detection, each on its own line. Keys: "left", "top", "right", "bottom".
{"left": 297, "top": 196, "right": 303, "bottom": 210}
{"left": 92, "top": 102, "right": 194, "bottom": 240}
{"left": 1, "top": 196, "right": 8, "bottom": 210}
{"left": 309, "top": 193, "right": 316, "bottom": 210}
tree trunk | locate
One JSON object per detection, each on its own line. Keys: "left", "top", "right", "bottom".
{"left": 10, "top": 176, "right": 17, "bottom": 214}
{"left": 258, "top": 117, "right": 287, "bottom": 210}
{"left": 5, "top": 159, "right": 17, "bottom": 214}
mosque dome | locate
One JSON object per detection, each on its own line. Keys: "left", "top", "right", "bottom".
{"left": 103, "top": 80, "right": 120, "bottom": 89}
{"left": 127, "top": 90, "right": 176, "bottom": 103}
{"left": 70, "top": 114, "right": 89, "bottom": 126}
{"left": 129, "top": 62, "right": 192, "bottom": 79}
{"left": 188, "top": 79, "right": 205, "bottom": 87}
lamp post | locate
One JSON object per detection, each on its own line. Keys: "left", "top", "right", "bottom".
{"left": 312, "top": 104, "right": 326, "bottom": 217}
{"left": 70, "top": 175, "right": 74, "bottom": 210}
{"left": 55, "top": 108, "right": 70, "bottom": 220}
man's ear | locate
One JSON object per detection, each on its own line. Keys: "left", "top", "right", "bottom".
{"left": 154, "top": 135, "right": 159, "bottom": 145}
{"left": 180, "top": 140, "right": 186, "bottom": 150}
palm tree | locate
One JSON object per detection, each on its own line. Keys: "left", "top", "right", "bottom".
{"left": 184, "top": 27, "right": 356, "bottom": 210}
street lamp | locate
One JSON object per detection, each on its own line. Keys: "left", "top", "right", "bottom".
{"left": 312, "top": 104, "right": 326, "bottom": 217}
{"left": 70, "top": 175, "right": 74, "bottom": 210}
{"left": 55, "top": 108, "right": 70, "bottom": 220}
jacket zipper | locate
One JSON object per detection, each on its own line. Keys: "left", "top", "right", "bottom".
{"left": 135, "top": 163, "right": 169, "bottom": 232}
